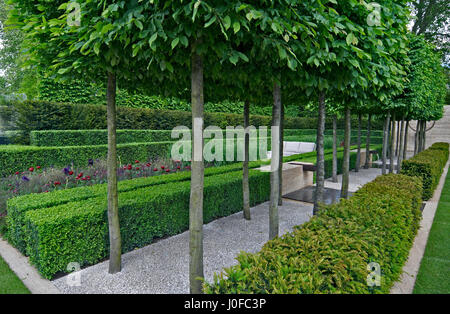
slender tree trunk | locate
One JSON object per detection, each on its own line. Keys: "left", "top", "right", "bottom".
{"left": 340, "top": 107, "right": 351, "bottom": 199}
{"left": 414, "top": 120, "right": 419, "bottom": 155}
{"left": 278, "top": 103, "right": 284, "bottom": 206}
{"left": 314, "top": 93, "right": 326, "bottom": 215}
{"left": 269, "top": 81, "right": 281, "bottom": 240}
{"left": 364, "top": 114, "right": 372, "bottom": 169}
{"left": 395, "top": 120, "right": 400, "bottom": 157}
{"left": 355, "top": 113, "right": 362, "bottom": 172}
{"left": 106, "top": 72, "right": 121, "bottom": 274}
{"left": 403, "top": 120, "right": 409, "bottom": 161}
{"left": 189, "top": 52, "right": 205, "bottom": 294}
{"left": 382, "top": 112, "right": 390, "bottom": 175}
{"left": 389, "top": 113, "right": 396, "bottom": 173}
{"left": 397, "top": 119, "right": 405, "bottom": 173}
{"left": 332, "top": 114, "right": 338, "bottom": 182}
{"left": 422, "top": 121, "right": 427, "bottom": 151}
{"left": 243, "top": 100, "right": 251, "bottom": 220}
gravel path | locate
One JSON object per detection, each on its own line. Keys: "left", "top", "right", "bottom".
{"left": 53, "top": 167, "right": 383, "bottom": 294}
{"left": 53, "top": 199, "right": 313, "bottom": 294}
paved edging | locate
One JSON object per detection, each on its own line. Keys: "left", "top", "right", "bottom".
{"left": 0, "top": 237, "right": 60, "bottom": 294}
{"left": 390, "top": 157, "right": 450, "bottom": 294}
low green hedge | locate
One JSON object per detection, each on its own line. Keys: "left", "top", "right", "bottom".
{"left": 204, "top": 173, "right": 423, "bottom": 294}
{"left": 401, "top": 142, "right": 449, "bottom": 200}
{"left": 0, "top": 141, "right": 174, "bottom": 177}
{"left": 22, "top": 169, "right": 271, "bottom": 278}
{"left": 29, "top": 128, "right": 384, "bottom": 147}
{"left": 30, "top": 130, "right": 174, "bottom": 147}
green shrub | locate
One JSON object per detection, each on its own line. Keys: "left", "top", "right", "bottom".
{"left": 22, "top": 170, "right": 271, "bottom": 278}
{"left": 204, "top": 174, "right": 422, "bottom": 294}
{"left": 0, "top": 141, "right": 174, "bottom": 177}
{"left": 30, "top": 130, "right": 174, "bottom": 147}
{"left": 401, "top": 142, "right": 449, "bottom": 200}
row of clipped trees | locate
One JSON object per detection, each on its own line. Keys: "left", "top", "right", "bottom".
{"left": 7, "top": 0, "right": 447, "bottom": 293}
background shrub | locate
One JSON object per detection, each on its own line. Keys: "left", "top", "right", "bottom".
{"left": 1, "top": 100, "right": 384, "bottom": 144}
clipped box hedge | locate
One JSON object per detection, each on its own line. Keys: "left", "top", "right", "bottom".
{"left": 204, "top": 173, "right": 423, "bottom": 294}
{"left": 0, "top": 141, "right": 174, "bottom": 177}
{"left": 22, "top": 169, "right": 271, "bottom": 279}
{"left": 30, "top": 129, "right": 174, "bottom": 147}
{"left": 29, "top": 128, "right": 384, "bottom": 147}
{"left": 401, "top": 142, "right": 449, "bottom": 200}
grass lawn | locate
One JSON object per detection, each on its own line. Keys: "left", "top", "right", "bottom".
{"left": 0, "top": 254, "right": 30, "bottom": 294}
{"left": 413, "top": 168, "right": 450, "bottom": 294}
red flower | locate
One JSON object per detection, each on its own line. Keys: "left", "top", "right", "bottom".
{"left": 54, "top": 181, "right": 61, "bottom": 186}
{"left": 161, "top": 166, "right": 165, "bottom": 170}
{"left": 36, "top": 166, "right": 41, "bottom": 170}
{"left": 78, "top": 173, "right": 83, "bottom": 177}
{"left": 177, "top": 166, "right": 181, "bottom": 170}
{"left": 165, "top": 169, "right": 170, "bottom": 173}
{"left": 15, "top": 171, "right": 20, "bottom": 175}
{"left": 135, "top": 160, "right": 140, "bottom": 164}
{"left": 29, "top": 167, "right": 34, "bottom": 172}
{"left": 127, "top": 164, "right": 132, "bottom": 170}
{"left": 68, "top": 171, "right": 74, "bottom": 176}
{"left": 81, "top": 177, "right": 87, "bottom": 181}
{"left": 146, "top": 163, "right": 152, "bottom": 167}
{"left": 153, "top": 168, "right": 158, "bottom": 171}
{"left": 135, "top": 167, "right": 140, "bottom": 171}
{"left": 86, "top": 176, "right": 91, "bottom": 180}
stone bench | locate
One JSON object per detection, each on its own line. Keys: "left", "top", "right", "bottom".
{"left": 267, "top": 141, "right": 316, "bottom": 159}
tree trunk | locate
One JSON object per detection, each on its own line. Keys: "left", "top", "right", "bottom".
{"left": 422, "top": 121, "right": 427, "bottom": 151}
{"left": 278, "top": 103, "right": 284, "bottom": 206}
{"left": 382, "top": 112, "right": 390, "bottom": 175}
{"left": 243, "top": 100, "right": 251, "bottom": 220}
{"left": 332, "top": 114, "right": 338, "bottom": 182}
{"left": 355, "top": 113, "right": 362, "bottom": 172}
{"left": 269, "top": 81, "right": 281, "bottom": 240}
{"left": 389, "top": 113, "right": 396, "bottom": 173}
{"left": 314, "top": 93, "right": 326, "bottom": 215}
{"left": 414, "top": 120, "right": 419, "bottom": 155}
{"left": 403, "top": 120, "right": 409, "bottom": 161}
{"left": 364, "top": 114, "right": 372, "bottom": 169}
{"left": 106, "top": 72, "right": 121, "bottom": 274}
{"left": 340, "top": 107, "right": 351, "bottom": 199}
{"left": 395, "top": 120, "right": 400, "bottom": 157}
{"left": 189, "top": 52, "right": 205, "bottom": 294}
{"left": 397, "top": 119, "right": 405, "bottom": 173}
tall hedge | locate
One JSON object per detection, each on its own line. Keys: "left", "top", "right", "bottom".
{"left": 1, "top": 101, "right": 384, "bottom": 144}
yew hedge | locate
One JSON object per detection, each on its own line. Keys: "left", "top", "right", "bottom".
{"left": 401, "top": 142, "right": 449, "bottom": 200}
{"left": 204, "top": 174, "right": 423, "bottom": 294}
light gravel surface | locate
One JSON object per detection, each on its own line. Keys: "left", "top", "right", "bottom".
{"left": 53, "top": 199, "right": 313, "bottom": 294}
{"left": 53, "top": 167, "right": 383, "bottom": 294}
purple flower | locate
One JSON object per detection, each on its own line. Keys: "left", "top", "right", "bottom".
{"left": 88, "top": 159, "right": 94, "bottom": 166}
{"left": 63, "top": 167, "right": 70, "bottom": 175}
{"left": 22, "top": 176, "right": 30, "bottom": 182}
